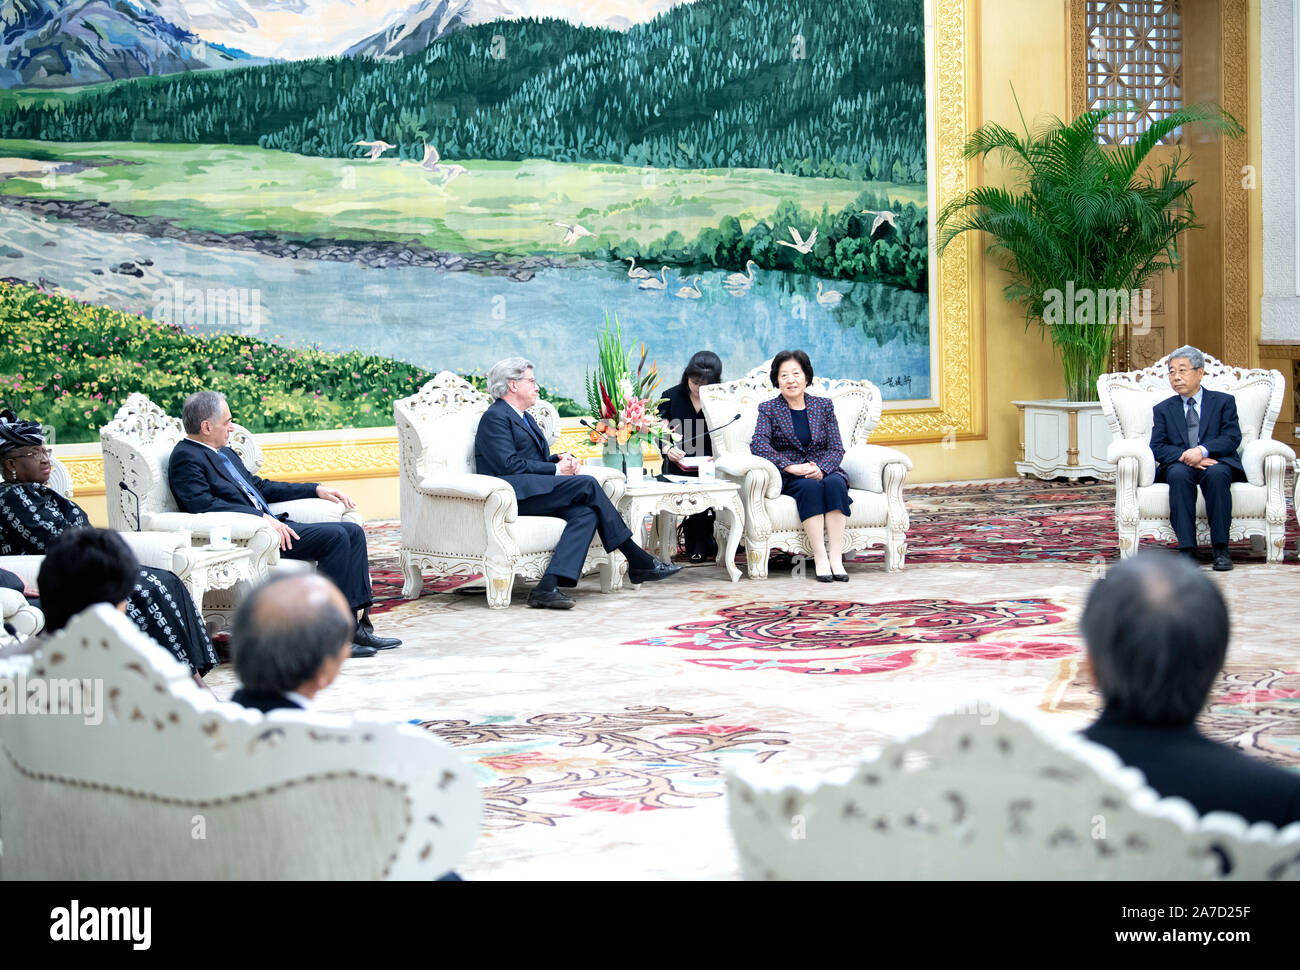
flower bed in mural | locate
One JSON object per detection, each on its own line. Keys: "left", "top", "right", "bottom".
{"left": 0, "top": 280, "right": 581, "bottom": 442}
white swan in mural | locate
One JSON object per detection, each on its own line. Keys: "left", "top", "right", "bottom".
{"left": 724, "top": 259, "right": 757, "bottom": 287}
{"left": 554, "top": 221, "right": 594, "bottom": 245}
{"left": 355, "top": 139, "right": 396, "bottom": 160}
{"left": 402, "top": 144, "right": 469, "bottom": 185}
{"left": 675, "top": 276, "right": 703, "bottom": 300}
{"left": 638, "top": 266, "right": 669, "bottom": 290}
{"left": 860, "top": 208, "right": 899, "bottom": 236}
{"left": 816, "top": 281, "right": 843, "bottom": 306}
{"left": 625, "top": 256, "right": 652, "bottom": 279}
{"left": 776, "top": 226, "right": 818, "bottom": 254}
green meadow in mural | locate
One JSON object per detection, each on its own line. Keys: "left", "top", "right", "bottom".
{"left": 0, "top": 0, "right": 931, "bottom": 442}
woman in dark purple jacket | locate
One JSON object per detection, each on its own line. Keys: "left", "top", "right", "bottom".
{"left": 749, "top": 350, "right": 852, "bottom": 582}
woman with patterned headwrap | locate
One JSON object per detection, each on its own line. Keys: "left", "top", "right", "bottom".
{"left": 0, "top": 411, "right": 218, "bottom": 676}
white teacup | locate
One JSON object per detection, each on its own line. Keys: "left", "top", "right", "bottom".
{"left": 626, "top": 465, "right": 645, "bottom": 486}
{"left": 209, "top": 525, "right": 233, "bottom": 549}
{"left": 698, "top": 457, "right": 716, "bottom": 480}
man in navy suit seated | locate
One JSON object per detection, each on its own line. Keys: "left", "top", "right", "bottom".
{"left": 1149, "top": 345, "right": 1244, "bottom": 571}
{"left": 168, "top": 390, "right": 400, "bottom": 656}
{"left": 229, "top": 573, "right": 353, "bottom": 713}
{"left": 472, "top": 357, "right": 681, "bottom": 609}
{"left": 1082, "top": 552, "right": 1300, "bottom": 827}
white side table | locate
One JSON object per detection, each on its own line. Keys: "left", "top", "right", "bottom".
{"left": 184, "top": 545, "right": 255, "bottom": 625}
{"left": 618, "top": 479, "right": 746, "bottom": 582}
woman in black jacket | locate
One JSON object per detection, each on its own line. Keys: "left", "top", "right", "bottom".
{"left": 657, "top": 351, "right": 723, "bottom": 562}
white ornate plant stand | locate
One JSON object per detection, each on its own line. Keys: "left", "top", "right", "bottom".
{"left": 618, "top": 479, "right": 746, "bottom": 582}
{"left": 182, "top": 545, "right": 255, "bottom": 628}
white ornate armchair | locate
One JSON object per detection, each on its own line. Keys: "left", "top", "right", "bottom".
{"left": 728, "top": 706, "right": 1300, "bottom": 880}
{"left": 698, "top": 363, "right": 912, "bottom": 575}
{"left": 101, "top": 394, "right": 365, "bottom": 622}
{"left": 0, "top": 604, "right": 480, "bottom": 879}
{"left": 1098, "top": 354, "right": 1296, "bottom": 560}
{"left": 0, "top": 457, "right": 195, "bottom": 636}
{"left": 395, "top": 372, "right": 626, "bottom": 608}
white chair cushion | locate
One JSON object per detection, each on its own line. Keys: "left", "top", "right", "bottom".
{"left": 426, "top": 408, "right": 484, "bottom": 476}
{"left": 1137, "top": 482, "right": 1267, "bottom": 519}
{"left": 766, "top": 489, "right": 890, "bottom": 531}
{"left": 508, "top": 515, "right": 591, "bottom": 555}
{"left": 1205, "top": 375, "right": 1273, "bottom": 448}
{"left": 1108, "top": 384, "right": 1169, "bottom": 439}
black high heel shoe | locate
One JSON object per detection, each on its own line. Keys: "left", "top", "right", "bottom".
{"left": 831, "top": 572, "right": 849, "bottom": 582}
{"left": 814, "top": 572, "right": 834, "bottom": 583}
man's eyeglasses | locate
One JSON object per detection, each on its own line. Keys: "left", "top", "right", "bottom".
{"left": 513, "top": 377, "right": 538, "bottom": 386}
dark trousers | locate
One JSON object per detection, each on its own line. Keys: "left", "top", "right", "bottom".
{"left": 515, "top": 476, "right": 632, "bottom": 585}
{"left": 1158, "top": 461, "right": 1239, "bottom": 549}
{"left": 281, "top": 520, "right": 372, "bottom": 610}
{"left": 0, "top": 567, "right": 24, "bottom": 594}
{"left": 783, "top": 471, "right": 853, "bottom": 522}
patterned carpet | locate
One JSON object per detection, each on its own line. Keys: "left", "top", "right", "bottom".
{"left": 203, "top": 476, "right": 1300, "bottom": 877}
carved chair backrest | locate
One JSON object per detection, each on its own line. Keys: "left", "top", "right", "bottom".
{"left": 699, "top": 362, "right": 883, "bottom": 457}
{"left": 1098, "top": 354, "right": 1283, "bottom": 451}
{"left": 728, "top": 706, "right": 1300, "bottom": 880}
{"left": 100, "top": 394, "right": 264, "bottom": 530}
{"left": 395, "top": 372, "right": 560, "bottom": 484}
{"left": 0, "top": 604, "right": 480, "bottom": 879}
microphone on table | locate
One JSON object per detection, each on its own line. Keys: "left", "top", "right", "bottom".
{"left": 655, "top": 413, "right": 743, "bottom": 481}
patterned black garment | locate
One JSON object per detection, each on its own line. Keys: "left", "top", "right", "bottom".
{"left": 0, "top": 482, "right": 217, "bottom": 674}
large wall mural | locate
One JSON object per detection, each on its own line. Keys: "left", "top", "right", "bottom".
{"left": 0, "top": 0, "right": 931, "bottom": 444}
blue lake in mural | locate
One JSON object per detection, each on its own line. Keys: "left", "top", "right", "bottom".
{"left": 1, "top": 208, "right": 932, "bottom": 403}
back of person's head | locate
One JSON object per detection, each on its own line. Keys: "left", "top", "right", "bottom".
{"left": 231, "top": 573, "right": 354, "bottom": 694}
{"left": 1082, "top": 551, "right": 1229, "bottom": 726}
{"left": 37, "top": 527, "right": 138, "bottom": 633}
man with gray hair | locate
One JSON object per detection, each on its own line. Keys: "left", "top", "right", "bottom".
{"left": 168, "top": 390, "right": 401, "bottom": 655}
{"left": 474, "top": 358, "right": 681, "bottom": 608}
{"left": 1148, "top": 346, "right": 1244, "bottom": 570}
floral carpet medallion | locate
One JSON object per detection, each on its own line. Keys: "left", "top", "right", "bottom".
{"left": 624, "top": 597, "right": 1074, "bottom": 674}
{"left": 418, "top": 707, "right": 790, "bottom": 829}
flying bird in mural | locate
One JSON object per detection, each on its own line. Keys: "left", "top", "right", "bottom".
{"left": 675, "top": 276, "right": 703, "bottom": 300}
{"left": 625, "top": 256, "right": 652, "bottom": 279}
{"left": 638, "top": 266, "right": 670, "bottom": 290}
{"left": 816, "top": 281, "right": 843, "bottom": 306}
{"left": 724, "top": 259, "right": 758, "bottom": 288}
{"left": 355, "top": 139, "right": 396, "bottom": 160}
{"left": 402, "top": 143, "right": 469, "bottom": 185}
{"left": 860, "top": 209, "right": 899, "bottom": 237}
{"left": 776, "top": 226, "right": 818, "bottom": 254}
{"left": 554, "top": 222, "right": 594, "bottom": 245}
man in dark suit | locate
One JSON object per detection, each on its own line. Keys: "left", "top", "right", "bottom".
{"left": 1081, "top": 552, "right": 1300, "bottom": 827}
{"left": 229, "top": 573, "right": 353, "bottom": 713}
{"left": 1149, "top": 345, "right": 1244, "bottom": 571}
{"left": 473, "top": 357, "right": 681, "bottom": 609}
{"left": 168, "top": 390, "right": 400, "bottom": 656}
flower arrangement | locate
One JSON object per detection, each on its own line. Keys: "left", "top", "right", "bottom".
{"left": 584, "top": 314, "right": 677, "bottom": 458}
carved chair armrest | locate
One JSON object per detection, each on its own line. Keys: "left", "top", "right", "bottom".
{"left": 841, "top": 444, "right": 912, "bottom": 493}
{"left": 118, "top": 530, "right": 194, "bottom": 575}
{"left": 1241, "top": 438, "right": 1297, "bottom": 487}
{"left": 1106, "top": 438, "right": 1156, "bottom": 488}
{"left": 715, "top": 452, "right": 782, "bottom": 499}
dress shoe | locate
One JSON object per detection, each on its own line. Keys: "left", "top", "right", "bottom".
{"left": 350, "top": 643, "right": 378, "bottom": 658}
{"left": 354, "top": 628, "right": 401, "bottom": 649}
{"left": 527, "top": 587, "right": 575, "bottom": 609}
{"left": 627, "top": 560, "right": 683, "bottom": 584}
{"left": 1212, "top": 549, "right": 1234, "bottom": 572}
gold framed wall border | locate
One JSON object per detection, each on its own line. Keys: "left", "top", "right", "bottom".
{"left": 874, "top": 0, "right": 983, "bottom": 444}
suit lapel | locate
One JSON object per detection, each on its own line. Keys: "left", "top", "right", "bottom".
{"left": 518, "top": 409, "right": 547, "bottom": 457}
{"left": 193, "top": 440, "right": 251, "bottom": 497}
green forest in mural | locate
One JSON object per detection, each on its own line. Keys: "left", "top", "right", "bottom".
{"left": 2, "top": 0, "right": 925, "bottom": 182}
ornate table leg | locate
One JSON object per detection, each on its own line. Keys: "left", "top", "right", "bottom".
{"left": 716, "top": 497, "right": 744, "bottom": 582}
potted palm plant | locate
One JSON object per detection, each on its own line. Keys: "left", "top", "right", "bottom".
{"left": 936, "top": 99, "right": 1243, "bottom": 479}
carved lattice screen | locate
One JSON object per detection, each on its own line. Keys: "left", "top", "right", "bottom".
{"left": 1086, "top": 0, "right": 1183, "bottom": 145}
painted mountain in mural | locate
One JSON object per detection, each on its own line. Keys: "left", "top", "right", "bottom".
{"left": 342, "top": 0, "right": 635, "bottom": 60}
{"left": 0, "top": 0, "right": 260, "bottom": 88}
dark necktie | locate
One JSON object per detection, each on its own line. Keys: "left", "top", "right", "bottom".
{"left": 522, "top": 411, "right": 547, "bottom": 455}
{"left": 1185, "top": 397, "right": 1200, "bottom": 447}
{"left": 216, "top": 449, "right": 273, "bottom": 514}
